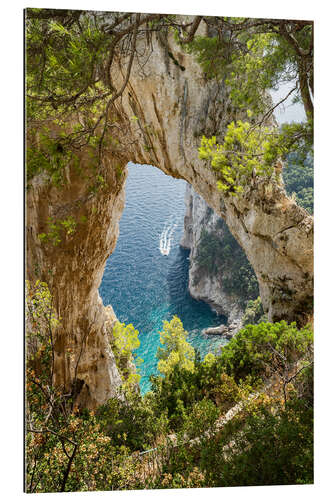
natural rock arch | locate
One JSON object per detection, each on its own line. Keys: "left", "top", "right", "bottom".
{"left": 26, "top": 31, "right": 313, "bottom": 408}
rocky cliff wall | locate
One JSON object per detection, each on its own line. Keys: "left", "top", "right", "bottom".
{"left": 26, "top": 24, "right": 313, "bottom": 407}
{"left": 115, "top": 28, "right": 313, "bottom": 326}
{"left": 180, "top": 184, "right": 245, "bottom": 329}
{"left": 26, "top": 153, "right": 127, "bottom": 407}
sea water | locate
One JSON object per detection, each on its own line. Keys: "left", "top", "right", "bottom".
{"left": 99, "top": 163, "right": 228, "bottom": 393}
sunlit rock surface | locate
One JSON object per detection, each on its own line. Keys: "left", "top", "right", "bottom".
{"left": 26, "top": 23, "right": 313, "bottom": 407}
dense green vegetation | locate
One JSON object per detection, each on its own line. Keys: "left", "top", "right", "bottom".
{"left": 26, "top": 283, "right": 313, "bottom": 492}
{"left": 188, "top": 18, "right": 313, "bottom": 193}
{"left": 157, "top": 316, "right": 195, "bottom": 376}
{"left": 194, "top": 224, "right": 259, "bottom": 305}
{"left": 110, "top": 321, "right": 142, "bottom": 392}
{"left": 284, "top": 153, "right": 314, "bottom": 214}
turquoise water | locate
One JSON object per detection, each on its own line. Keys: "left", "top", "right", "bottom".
{"left": 99, "top": 163, "right": 227, "bottom": 393}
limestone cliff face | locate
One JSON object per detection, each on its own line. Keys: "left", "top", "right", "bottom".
{"left": 26, "top": 25, "right": 313, "bottom": 407}
{"left": 180, "top": 184, "right": 245, "bottom": 328}
{"left": 26, "top": 155, "right": 127, "bottom": 407}
{"left": 116, "top": 29, "right": 313, "bottom": 325}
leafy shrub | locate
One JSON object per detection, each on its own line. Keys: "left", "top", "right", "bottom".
{"left": 211, "top": 373, "right": 240, "bottom": 412}
{"left": 157, "top": 316, "right": 195, "bottom": 376}
{"left": 150, "top": 349, "right": 240, "bottom": 431}
{"left": 199, "top": 123, "right": 276, "bottom": 195}
{"left": 181, "top": 399, "right": 219, "bottom": 440}
{"left": 110, "top": 321, "right": 141, "bottom": 392}
{"left": 202, "top": 397, "right": 313, "bottom": 487}
{"left": 96, "top": 392, "right": 168, "bottom": 452}
{"left": 218, "top": 320, "right": 313, "bottom": 383}
{"left": 194, "top": 229, "right": 224, "bottom": 276}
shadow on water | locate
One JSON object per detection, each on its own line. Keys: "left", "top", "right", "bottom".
{"left": 166, "top": 246, "right": 227, "bottom": 333}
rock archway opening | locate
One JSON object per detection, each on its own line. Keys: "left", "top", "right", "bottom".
{"left": 99, "top": 162, "right": 228, "bottom": 392}
{"left": 26, "top": 23, "right": 313, "bottom": 408}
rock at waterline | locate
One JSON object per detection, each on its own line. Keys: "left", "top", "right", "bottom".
{"left": 203, "top": 321, "right": 240, "bottom": 339}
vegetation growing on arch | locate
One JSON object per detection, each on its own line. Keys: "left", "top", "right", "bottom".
{"left": 199, "top": 122, "right": 276, "bottom": 195}
{"left": 186, "top": 17, "right": 313, "bottom": 194}
{"left": 25, "top": 10, "right": 186, "bottom": 186}
{"left": 38, "top": 215, "right": 78, "bottom": 246}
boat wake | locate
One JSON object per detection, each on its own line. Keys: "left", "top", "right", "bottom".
{"left": 159, "top": 219, "right": 177, "bottom": 256}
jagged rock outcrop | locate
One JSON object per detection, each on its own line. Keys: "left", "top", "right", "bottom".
{"left": 26, "top": 22, "right": 313, "bottom": 407}
{"left": 180, "top": 184, "right": 245, "bottom": 329}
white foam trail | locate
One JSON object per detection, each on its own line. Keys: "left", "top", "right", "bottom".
{"left": 159, "top": 222, "right": 168, "bottom": 253}
{"left": 166, "top": 223, "right": 177, "bottom": 253}
{"left": 159, "top": 227, "right": 166, "bottom": 253}
{"left": 159, "top": 221, "right": 177, "bottom": 255}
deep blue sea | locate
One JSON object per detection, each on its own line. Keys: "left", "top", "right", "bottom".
{"left": 99, "top": 163, "right": 228, "bottom": 393}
